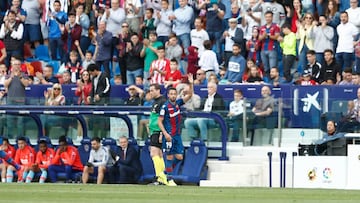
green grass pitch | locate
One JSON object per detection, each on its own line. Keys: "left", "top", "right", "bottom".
{"left": 0, "top": 184, "right": 360, "bottom": 203}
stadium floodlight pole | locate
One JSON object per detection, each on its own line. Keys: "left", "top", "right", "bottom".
{"left": 267, "top": 152, "right": 272, "bottom": 187}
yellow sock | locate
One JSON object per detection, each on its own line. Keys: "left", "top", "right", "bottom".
{"left": 160, "top": 156, "right": 165, "bottom": 172}
{"left": 152, "top": 156, "right": 162, "bottom": 177}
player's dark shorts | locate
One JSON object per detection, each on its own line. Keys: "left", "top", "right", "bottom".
{"left": 150, "top": 131, "right": 162, "bottom": 149}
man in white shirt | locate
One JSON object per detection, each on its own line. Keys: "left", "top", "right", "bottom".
{"left": 82, "top": 137, "right": 111, "bottom": 184}
{"left": 190, "top": 17, "right": 209, "bottom": 57}
{"left": 124, "top": 0, "right": 142, "bottom": 33}
{"left": 346, "top": 0, "right": 360, "bottom": 32}
{"left": 336, "top": 11, "right": 358, "bottom": 70}
{"left": 184, "top": 82, "right": 225, "bottom": 141}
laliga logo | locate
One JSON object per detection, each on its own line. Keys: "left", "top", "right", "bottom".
{"left": 301, "top": 92, "right": 321, "bottom": 112}
{"left": 322, "top": 167, "right": 332, "bottom": 180}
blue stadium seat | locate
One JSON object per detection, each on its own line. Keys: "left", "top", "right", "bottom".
{"left": 34, "top": 45, "right": 51, "bottom": 62}
{"left": 128, "top": 137, "right": 139, "bottom": 153}
{"left": 102, "top": 137, "right": 120, "bottom": 155}
{"left": 47, "top": 60, "right": 61, "bottom": 75}
{"left": 78, "top": 137, "right": 91, "bottom": 165}
{"left": 172, "top": 139, "right": 208, "bottom": 185}
{"left": 138, "top": 139, "right": 155, "bottom": 183}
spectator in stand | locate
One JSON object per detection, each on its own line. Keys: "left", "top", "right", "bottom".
{"left": 223, "top": 43, "right": 246, "bottom": 84}
{"left": 75, "top": 40, "right": 97, "bottom": 70}
{"left": 48, "top": 135, "right": 84, "bottom": 183}
{"left": 310, "top": 15, "right": 334, "bottom": 65}
{"left": 154, "top": 0, "right": 173, "bottom": 45}
{"left": 27, "top": 140, "right": 55, "bottom": 183}
{"left": 0, "top": 40, "right": 6, "bottom": 64}
{"left": 339, "top": 67, "right": 355, "bottom": 85}
{"left": 164, "top": 58, "right": 182, "bottom": 88}
{"left": 124, "top": 85, "right": 143, "bottom": 106}
{"left": 297, "top": 69, "right": 317, "bottom": 85}
{"left": 64, "top": 50, "right": 82, "bottom": 83}
{"left": 199, "top": 40, "right": 219, "bottom": 78}
{"left": 240, "top": 0, "right": 261, "bottom": 41}
{"left": 246, "top": 26, "right": 261, "bottom": 66}
{"left": 82, "top": 137, "right": 111, "bottom": 184}
{"left": 36, "top": 64, "right": 60, "bottom": 85}
{"left": 187, "top": 46, "right": 199, "bottom": 78}
{"left": 258, "top": 11, "right": 280, "bottom": 77}
{"left": 278, "top": 23, "right": 296, "bottom": 82}
{"left": 44, "top": 83, "right": 66, "bottom": 106}
{"left": 21, "top": 0, "right": 41, "bottom": 48}
{"left": 165, "top": 33, "right": 183, "bottom": 70}
{"left": 75, "top": 4, "right": 91, "bottom": 54}
{"left": 0, "top": 10, "right": 24, "bottom": 67}
{"left": 134, "top": 75, "right": 143, "bottom": 86}
{"left": 346, "top": 0, "right": 360, "bottom": 32}
{"left": 4, "top": 59, "right": 29, "bottom": 138}
{"left": 199, "top": 0, "right": 225, "bottom": 62}
{"left": 61, "top": 71, "right": 72, "bottom": 84}
{"left": 190, "top": 17, "right": 209, "bottom": 57}
{"left": 296, "top": 13, "right": 315, "bottom": 74}
{"left": 141, "top": 8, "right": 155, "bottom": 39}
{"left": 177, "top": 82, "right": 201, "bottom": 111}
{"left": 5, "top": 0, "right": 26, "bottom": 23}
{"left": 356, "top": 34, "right": 360, "bottom": 73}
{"left": 245, "top": 65, "right": 264, "bottom": 84}
{"left": 0, "top": 137, "right": 16, "bottom": 183}
{"left": 116, "top": 22, "right": 131, "bottom": 84}
{"left": 7, "top": 136, "right": 35, "bottom": 183}
{"left": 149, "top": 46, "right": 170, "bottom": 85}
{"left": 252, "top": 0, "right": 285, "bottom": 26}
{"left": 169, "top": 0, "right": 193, "bottom": 56}
{"left": 93, "top": 21, "right": 113, "bottom": 78}
{"left": 325, "top": 0, "right": 340, "bottom": 51}
{"left": 124, "top": 0, "right": 142, "bottom": 34}
{"left": 320, "top": 49, "right": 341, "bottom": 85}
{"left": 305, "top": 50, "right": 322, "bottom": 84}
{"left": 267, "top": 67, "right": 286, "bottom": 86}
{"left": 75, "top": 70, "right": 92, "bottom": 105}
{"left": 222, "top": 18, "right": 245, "bottom": 68}
{"left": 87, "top": 63, "right": 111, "bottom": 105}
{"left": 352, "top": 73, "right": 360, "bottom": 85}
{"left": 0, "top": 64, "right": 6, "bottom": 85}
{"left": 125, "top": 32, "right": 144, "bottom": 85}
{"left": 336, "top": 11, "right": 358, "bottom": 71}
{"left": 140, "top": 31, "right": 163, "bottom": 86}
{"left": 227, "top": 89, "right": 245, "bottom": 142}
{"left": 184, "top": 81, "right": 225, "bottom": 141}
{"left": 47, "top": 0, "right": 68, "bottom": 60}
{"left": 101, "top": 0, "right": 126, "bottom": 61}
{"left": 208, "top": 73, "right": 219, "bottom": 84}
{"left": 284, "top": 0, "right": 302, "bottom": 33}
{"left": 194, "top": 69, "right": 208, "bottom": 85}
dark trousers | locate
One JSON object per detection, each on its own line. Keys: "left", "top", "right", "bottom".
{"left": 282, "top": 54, "right": 296, "bottom": 82}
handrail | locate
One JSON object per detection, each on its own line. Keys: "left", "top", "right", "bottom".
{"left": 0, "top": 106, "right": 229, "bottom": 160}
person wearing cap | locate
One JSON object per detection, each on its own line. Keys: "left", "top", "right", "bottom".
{"left": 298, "top": 70, "right": 317, "bottom": 85}
{"left": 222, "top": 18, "right": 245, "bottom": 69}
{"left": 48, "top": 136, "right": 83, "bottom": 183}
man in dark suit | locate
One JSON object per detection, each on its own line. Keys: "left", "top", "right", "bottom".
{"left": 110, "top": 136, "right": 142, "bottom": 184}
{"left": 184, "top": 82, "right": 225, "bottom": 141}
{"left": 87, "top": 63, "right": 111, "bottom": 105}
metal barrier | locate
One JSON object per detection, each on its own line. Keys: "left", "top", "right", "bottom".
{"left": 0, "top": 106, "right": 229, "bottom": 160}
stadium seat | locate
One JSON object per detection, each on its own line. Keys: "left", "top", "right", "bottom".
{"left": 34, "top": 45, "right": 51, "bottom": 62}
{"left": 128, "top": 137, "right": 139, "bottom": 153}
{"left": 78, "top": 137, "right": 91, "bottom": 165}
{"left": 102, "top": 137, "right": 120, "bottom": 155}
{"left": 47, "top": 60, "right": 61, "bottom": 75}
{"left": 172, "top": 139, "right": 208, "bottom": 185}
{"left": 138, "top": 139, "right": 155, "bottom": 183}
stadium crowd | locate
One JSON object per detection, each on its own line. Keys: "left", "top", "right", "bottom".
{"left": 0, "top": 0, "right": 359, "bottom": 89}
